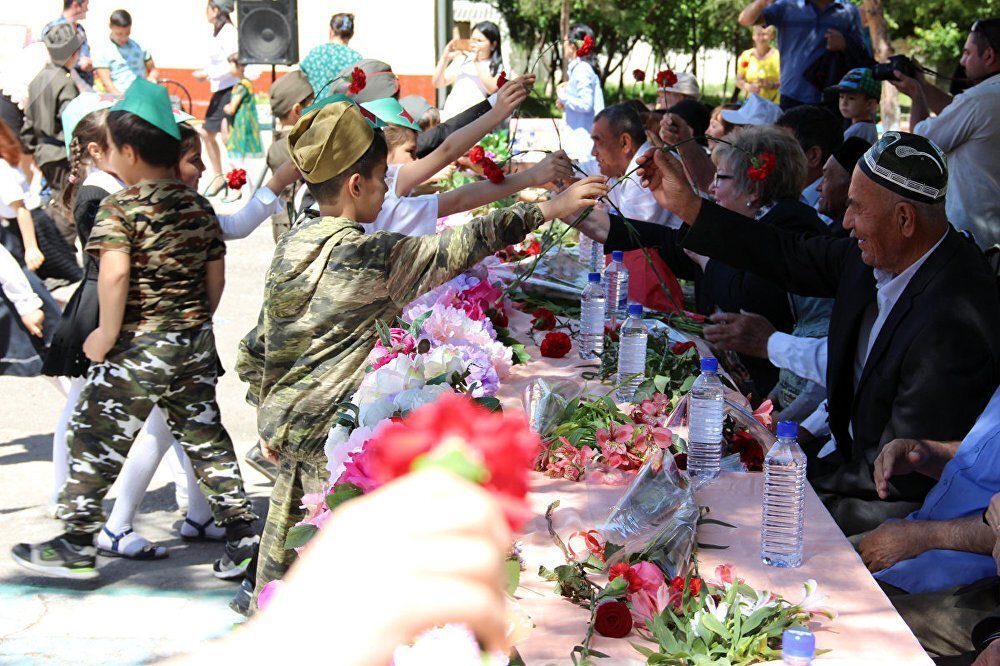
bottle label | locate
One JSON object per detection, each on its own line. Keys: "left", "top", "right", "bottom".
{"left": 581, "top": 301, "right": 605, "bottom": 334}
{"left": 618, "top": 335, "right": 647, "bottom": 372}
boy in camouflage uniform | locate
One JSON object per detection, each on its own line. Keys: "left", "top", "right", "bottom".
{"left": 235, "top": 99, "right": 606, "bottom": 608}
{"left": 12, "top": 80, "right": 258, "bottom": 581}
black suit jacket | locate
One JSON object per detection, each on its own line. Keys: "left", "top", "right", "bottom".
{"left": 683, "top": 200, "right": 1000, "bottom": 532}
{"left": 606, "top": 199, "right": 829, "bottom": 398}
{"left": 415, "top": 99, "right": 492, "bottom": 158}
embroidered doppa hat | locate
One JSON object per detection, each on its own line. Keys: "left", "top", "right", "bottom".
{"left": 289, "top": 101, "right": 374, "bottom": 183}
{"left": 110, "top": 78, "right": 181, "bottom": 139}
{"left": 858, "top": 131, "right": 947, "bottom": 204}
{"left": 61, "top": 92, "right": 115, "bottom": 157}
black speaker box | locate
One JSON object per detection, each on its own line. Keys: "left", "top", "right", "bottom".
{"left": 237, "top": 0, "right": 299, "bottom": 65}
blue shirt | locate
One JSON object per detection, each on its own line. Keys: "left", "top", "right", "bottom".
{"left": 875, "top": 385, "right": 1000, "bottom": 594}
{"left": 94, "top": 38, "right": 150, "bottom": 92}
{"left": 557, "top": 59, "right": 605, "bottom": 162}
{"left": 763, "top": 0, "right": 866, "bottom": 103}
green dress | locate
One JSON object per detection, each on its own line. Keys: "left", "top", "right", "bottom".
{"left": 226, "top": 79, "right": 263, "bottom": 159}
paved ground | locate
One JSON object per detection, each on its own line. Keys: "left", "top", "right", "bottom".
{"left": 0, "top": 177, "right": 277, "bottom": 664}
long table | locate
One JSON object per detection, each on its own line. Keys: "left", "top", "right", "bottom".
{"left": 495, "top": 311, "right": 933, "bottom": 665}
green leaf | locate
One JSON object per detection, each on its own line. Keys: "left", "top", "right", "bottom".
{"left": 538, "top": 565, "right": 558, "bottom": 581}
{"left": 698, "top": 517, "right": 738, "bottom": 529}
{"left": 411, "top": 444, "right": 488, "bottom": 484}
{"left": 653, "top": 374, "right": 669, "bottom": 393}
{"left": 474, "top": 396, "right": 503, "bottom": 412}
{"left": 510, "top": 343, "right": 531, "bottom": 365}
{"left": 424, "top": 372, "right": 450, "bottom": 385}
{"left": 408, "top": 309, "right": 433, "bottom": 336}
{"left": 680, "top": 374, "right": 697, "bottom": 393}
{"left": 283, "top": 523, "right": 318, "bottom": 550}
{"left": 374, "top": 319, "right": 392, "bottom": 346}
{"left": 599, "top": 575, "right": 629, "bottom": 599}
{"left": 325, "top": 482, "right": 364, "bottom": 511}
{"left": 504, "top": 558, "right": 521, "bottom": 595}
{"left": 603, "top": 541, "right": 624, "bottom": 562}
{"left": 701, "top": 613, "right": 731, "bottom": 641}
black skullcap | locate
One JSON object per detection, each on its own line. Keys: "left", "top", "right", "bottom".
{"left": 668, "top": 100, "right": 711, "bottom": 140}
{"left": 832, "top": 136, "right": 872, "bottom": 172}
{"left": 858, "top": 131, "right": 947, "bottom": 204}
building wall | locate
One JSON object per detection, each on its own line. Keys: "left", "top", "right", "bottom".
{"left": 1, "top": 0, "right": 438, "bottom": 114}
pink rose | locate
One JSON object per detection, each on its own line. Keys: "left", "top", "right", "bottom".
{"left": 369, "top": 328, "right": 417, "bottom": 371}
{"left": 256, "top": 580, "right": 284, "bottom": 611}
{"left": 629, "top": 561, "right": 666, "bottom": 597}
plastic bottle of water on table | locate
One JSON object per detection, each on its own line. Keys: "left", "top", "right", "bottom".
{"left": 578, "top": 235, "right": 604, "bottom": 273}
{"left": 616, "top": 304, "right": 647, "bottom": 402}
{"left": 761, "top": 420, "right": 807, "bottom": 568}
{"left": 604, "top": 250, "right": 629, "bottom": 327}
{"left": 781, "top": 628, "right": 815, "bottom": 665}
{"left": 687, "top": 357, "right": 725, "bottom": 485}
{"left": 579, "top": 272, "right": 605, "bottom": 359}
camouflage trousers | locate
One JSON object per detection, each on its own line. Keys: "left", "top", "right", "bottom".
{"left": 250, "top": 454, "right": 326, "bottom": 612}
{"left": 60, "top": 325, "right": 258, "bottom": 536}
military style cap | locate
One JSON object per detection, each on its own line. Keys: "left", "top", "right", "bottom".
{"left": 44, "top": 22, "right": 86, "bottom": 63}
{"left": 61, "top": 92, "right": 115, "bottom": 157}
{"left": 289, "top": 101, "right": 374, "bottom": 183}
{"left": 832, "top": 136, "right": 872, "bottom": 173}
{"left": 400, "top": 95, "right": 432, "bottom": 123}
{"left": 110, "top": 78, "right": 181, "bottom": 139}
{"left": 325, "top": 58, "right": 399, "bottom": 103}
{"left": 826, "top": 67, "right": 881, "bottom": 100}
{"left": 859, "top": 131, "right": 947, "bottom": 203}
{"left": 270, "top": 70, "right": 314, "bottom": 118}
{"left": 359, "top": 97, "right": 421, "bottom": 131}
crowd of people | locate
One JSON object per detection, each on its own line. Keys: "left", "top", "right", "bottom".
{"left": 2, "top": 1, "right": 1000, "bottom": 664}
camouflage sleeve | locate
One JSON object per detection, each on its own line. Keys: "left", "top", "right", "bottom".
{"left": 85, "top": 197, "right": 132, "bottom": 258}
{"left": 236, "top": 315, "right": 266, "bottom": 408}
{"left": 384, "top": 202, "right": 543, "bottom": 306}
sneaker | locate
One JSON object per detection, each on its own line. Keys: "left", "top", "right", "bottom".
{"left": 229, "top": 577, "right": 254, "bottom": 616}
{"left": 11, "top": 536, "right": 98, "bottom": 580}
{"left": 213, "top": 535, "right": 259, "bottom": 580}
{"left": 244, "top": 444, "right": 277, "bottom": 483}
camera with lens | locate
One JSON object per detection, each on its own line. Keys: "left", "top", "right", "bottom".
{"left": 872, "top": 54, "right": 918, "bottom": 81}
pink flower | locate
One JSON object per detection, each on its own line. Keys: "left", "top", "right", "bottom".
{"left": 631, "top": 582, "right": 672, "bottom": 624}
{"left": 336, "top": 448, "right": 380, "bottom": 493}
{"left": 369, "top": 328, "right": 417, "bottom": 371}
{"left": 629, "top": 561, "right": 666, "bottom": 597}
{"left": 714, "top": 563, "right": 736, "bottom": 585}
{"left": 753, "top": 399, "right": 774, "bottom": 429}
{"left": 256, "top": 580, "right": 283, "bottom": 611}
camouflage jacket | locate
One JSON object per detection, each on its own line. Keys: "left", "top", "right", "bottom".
{"left": 86, "top": 179, "right": 226, "bottom": 333}
{"left": 21, "top": 62, "right": 79, "bottom": 167}
{"left": 236, "top": 202, "right": 543, "bottom": 459}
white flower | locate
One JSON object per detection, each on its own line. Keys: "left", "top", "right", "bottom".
{"left": 393, "top": 384, "right": 452, "bottom": 413}
{"left": 354, "top": 354, "right": 425, "bottom": 405}
{"left": 324, "top": 423, "right": 377, "bottom": 481}
{"left": 421, "top": 345, "right": 468, "bottom": 379}
{"left": 795, "top": 579, "right": 837, "bottom": 620}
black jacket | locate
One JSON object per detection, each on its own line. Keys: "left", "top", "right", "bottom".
{"left": 683, "top": 200, "right": 1000, "bottom": 533}
{"left": 606, "top": 199, "right": 829, "bottom": 398}
{"left": 415, "top": 99, "right": 492, "bottom": 158}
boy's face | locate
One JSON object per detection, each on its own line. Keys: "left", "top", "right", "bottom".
{"left": 110, "top": 25, "right": 131, "bottom": 46}
{"left": 354, "top": 160, "right": 389, "bottom": 223}
{"left": 387, "top": 132, "right": 418, "bottom": 165}
{"left": 839, "top": 91, "right": 875, "bottom": 121}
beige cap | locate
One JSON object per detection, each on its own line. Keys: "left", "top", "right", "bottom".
{"left": 289, "top": 101, "right": 374, "bottom": 183}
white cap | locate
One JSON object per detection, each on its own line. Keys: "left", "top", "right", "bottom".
{"left": 721, "top": 94, "right": 782, "bottom": 126}
{"left": 659, "top": 72, "right": 700, "bottom": 98}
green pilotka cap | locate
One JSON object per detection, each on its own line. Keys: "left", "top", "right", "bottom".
{"left": 110, "top": 78, "right": 181, "bottom": 139}
{"left": 61, "top": 92, "right": 115, "bottom": 158}
{"left": 301, "top": 95, "right": 421, "bottom": 131}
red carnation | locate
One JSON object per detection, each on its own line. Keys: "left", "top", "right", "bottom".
{"left": 670, "top": 341, "right": 696, "bottom": 355}
{"left": 689, "top": 577, "right": 703, "bottom": 597}
{"left": 496, "top": 71, "right": 508, "bottom": 87}
{"left": 348, "top": 67, "right": 366, "bottom": 95}
{"left": 531, "top": 307, "right": 556, "bottom": 331}
{"left": 226, "top": 168, "right": 247, "bottom": 190}
{"left": 524, "top": 239, "right": 541, "bottom": 256}
{"left": 632, "top": 69, "right": 646, "bottom": 82}
{"left": 576, "top": 34, "right": 594, "bottom": 57}
{"left": 364, "top": 394, "right": 540, "bottom": 531}
{"left": 594, "top": 599, "right": 633, "bottom": 638}
{"left": 540, "top": 331, "right": 572, "bottom": 358}
{"left": 747, "top": 151, "right": 777, "bottom": 181}
{"left": 741, "top": 60, "right": 750, "bottom": 69}
{"left": 482, "top": 158, "right": 505, "bottom": 184}
{"left": 469, "top": 145, "right": 486, "bottom": 164}
{"left": 655, "top": 69, "right": 678, "bottom": 88}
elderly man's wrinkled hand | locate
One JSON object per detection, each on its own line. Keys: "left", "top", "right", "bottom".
{"left": 858, "top": 520, "right": 924, "bottom": 572}
{"left": 702, "top": 310, "right": 774, "bottom": 358}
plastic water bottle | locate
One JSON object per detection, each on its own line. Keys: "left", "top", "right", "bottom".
{"left": 782, "top": 628, "right": 815, "bottom": 665}
{"left": 579, "top": 272, "right": 605, "bottom": 359}
{"left": 604, "top": 250, "right": 629, "bottom": 326}
{"left": 616, "top": 304, "right": 647, "bottom": 402}
{"left": 687, "top": 357, "right": 725, "bottom": 484}
{"left": 761, "top": 421, "right": 807, "bottom": 568}
{"left": 578, "top": 234, "right": 604, "bottom": 273}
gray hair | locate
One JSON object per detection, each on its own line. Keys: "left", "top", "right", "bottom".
{"left": 714, "top": 125, "right": 807, "bottom": 203}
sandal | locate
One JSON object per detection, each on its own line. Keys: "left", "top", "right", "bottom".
{"left": 96, "top": 526, "right": 168, "bottom": 560}
{"left": 180, "top": 517, "right": 226, "bottom": 542}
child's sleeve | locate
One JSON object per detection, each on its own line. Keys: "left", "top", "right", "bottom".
{"left": 85, "top": 197, "right": 133, "bottom": 257}
{"left": 383, "top": 202, "right": 543, "bottom": 306}
{"left": 236, "top": 315, "right": 266, "bottom": 407}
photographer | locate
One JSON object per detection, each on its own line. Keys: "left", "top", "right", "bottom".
{"left": 891, "top": 19, "right": 1000, "bottom": 249}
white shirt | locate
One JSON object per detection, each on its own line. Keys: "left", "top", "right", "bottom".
{"left": 218, "top": 187, "right": 284, "bottom": 241}
{"left": 800, "top": 177, "right": 821, "bottom": 208}
{"left": 914, "top": 73, "right": 1000, "bottom": 249}
{"left": 0, "top": 161, "right": 28, "bottom": 219}
{"left": 365, "top": 164, "right": 440, "bottom": 236}
{"left": 767, "top": 332, "right": 828, "bottom": 386}
{"left": 205, "top": 23, "right": 239, "bottom": 93}
{"left": 844, "top": 121, "right": 878, "bottom": 144}
{"left": 440, "top": 58, "right": 491, "bottom": 122}
{"left": 0, "top": 242, "right": 40, "bottom": 315}
{"left": 580, "top": 142, "right": 681, "bottom": 229}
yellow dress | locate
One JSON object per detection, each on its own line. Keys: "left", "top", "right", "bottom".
{"left": 738, "top": 48, "right": 781, "bottom": 103}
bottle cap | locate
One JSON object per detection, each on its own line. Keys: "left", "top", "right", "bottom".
{"left": 612, "top": 250, "right": 624, "bottom": 261}
{"left": 782, "top": 628, "right": 816, "bottom": 659}
{"left": 627, "top": 303, "right": 643, "bottom": 316}
{"left": 588, "top": 272, "right": 601, "bottom": 283}
{"left": 777, "top": 421, "right": 798, "bottom": 438}
{"left": 699, "top": 357, "right": 718, "bottom": 372}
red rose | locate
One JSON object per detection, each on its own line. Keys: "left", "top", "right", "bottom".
{"left": 226, "top": 168, "right": 247, "bottom": 190}
{"left": 576, "top": 34, "right": 594, "bottom": 57}
{"left": 655, "top": 69, "right": 678, "bottom": 88}
{"left": 747, "top": 151, "right": 777, "bottom": 181}
{"left": 670, "top": 576, "right": 685, "bottom": 593}
{"left": 348, "top": 67, "right": 366, "bottom": 95}
{"left": 670, "top": 341, "right": 696, "bottom": 355}
{"left": 469, "top": 145, "right": 486, "bottom": 164}
{"left": 531, "top": 307, "right": 557, "bottom": 331}
{"left": 540, "top": 331, "right": 572, "bottom": 358}
{"left": 524, "top": 239, "right": 541, "bottom": 256}
{"left": 488, "top": 307, "right": 509, "bottom": 330}
{"left": 632, "top": 69, "right": 646, "bottom": 82}
{"left": 496, "top": 71, "right": 508, "bottom": 88}
{"left": 365, "top": 394, "right": 540, "bottom": 531}
{"left": 689, "top": 578, "right": 703, "bottom": 597}
{"left": 604, "top": 323, "right": 619, "bottom": 343}
{"left": 482, "top": 158, "right": 505, "bottom": 184}
{"left": 673, "top": 452, "right": 687, "bottom": 470}
{"left": 594, "top": 599, "right": 633, "bottom": 638}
